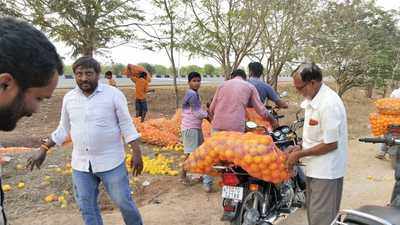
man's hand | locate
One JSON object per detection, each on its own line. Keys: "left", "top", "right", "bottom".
{"left": 130, "top": 151, "right": 143, "bottom": 176}
{"left": 26, "top": 147, "right": 48, "bottom": 171}
{"left": 270, "top": 118, "right": 279, "bottom": 129}
{"left": 128, "top": 141, "right": 144, "bottom": 176}
{"left": 286, "top": 145, "right": 302, "bottom": 170}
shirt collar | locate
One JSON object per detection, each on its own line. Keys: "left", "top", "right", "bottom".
{"left": 75, "top": 83, "right": 103, "bottom": 96}
{"left": 300, "top": 83, "right": 327, "bottom": 109}
{"left": 249, "top": 76, "right": 260, "bottom": 81}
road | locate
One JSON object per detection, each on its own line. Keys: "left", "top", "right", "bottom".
{"left": 56, "top": 76, "right": 294, "bottom": 89}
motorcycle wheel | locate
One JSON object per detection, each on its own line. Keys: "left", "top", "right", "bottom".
{"left": 231, "top": 191, "right": 265, "bottom": 225}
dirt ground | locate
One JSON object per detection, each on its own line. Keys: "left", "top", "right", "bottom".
{"left": 0, "top": 85, "right": 395, "bottom": 225}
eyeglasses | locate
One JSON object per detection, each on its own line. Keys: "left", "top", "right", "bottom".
{"left": 295, "top": 82, "right": 309, "bottom": 91}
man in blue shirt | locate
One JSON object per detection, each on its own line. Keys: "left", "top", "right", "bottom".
{"left": 248, "top": 62, "right": 288, "bottom": 108}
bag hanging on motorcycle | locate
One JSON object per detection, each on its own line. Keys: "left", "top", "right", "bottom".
{"left": 184, "top": 131, "right": 291, "bottom": 184}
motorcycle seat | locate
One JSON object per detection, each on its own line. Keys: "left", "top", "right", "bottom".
{"left": 344, "top": 205, "right": 400, "bottom": 225}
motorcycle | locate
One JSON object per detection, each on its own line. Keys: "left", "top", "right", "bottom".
{"left": 213, "top": 109, "right": 306, "bottom": 225}
{"left": 330, "top": 124, "right": 400, "bottom": 225}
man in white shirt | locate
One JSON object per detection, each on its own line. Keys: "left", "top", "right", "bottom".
{"left": 287, "top": 63, "right": 348, "bottom": 225}
{"left": 27, "top": 57, "right": 143, "bottom": 225}
{"left": 0, "top": 17, "right": 63, "bottom": 225}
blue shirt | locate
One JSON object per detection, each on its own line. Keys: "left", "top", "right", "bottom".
{"left": 248, "top": 77, "right": 280, "bottom": 103}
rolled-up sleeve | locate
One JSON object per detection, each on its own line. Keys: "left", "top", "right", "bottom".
{"left": 114, "top": 90, "right": 140, "bottom": 143}
{"left": 51, "top": 97, "right": 71, "bottom": 145}
{"left": 321, "top": 105, "right": 341, "bottom": 144}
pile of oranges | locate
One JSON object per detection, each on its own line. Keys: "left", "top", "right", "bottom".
{"left": 133, "top": 117, "right": 181, "bottom": 146}
{"left": 369, "top": 98, "right": 400, "bottom": 136}
{"left": 184, "top": 131, "right": 290, "bottom": 184}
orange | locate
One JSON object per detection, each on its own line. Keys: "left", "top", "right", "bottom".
{"left": 253, "top": 156, "right": 262, "bottom": 164}
{"left": 243, "top": 155, "right": 253, "bottom": 165}
{"left": 261, "top": 169, "right": 271, "bottom": 177}
{"left": 225, "top": 150, "right": 234, "bottom": 159}
{"left": 269, "top": 163, "right": 278, "bottom": 170}
{"left": 204, "top": 156, "right": 213, "bottom": 167}
{"left": 262, "top": 155, "right": 272, "bottom": 164}
{"left": 258, "top": 163, "right": 267, "bottom": 170}
{"left": 272, "top": 171, "right": 280, "bottom": 179}
{"left": 249, "top": 164, "right": 259, "bottom": 173}
{"left": 270, "top": 153, "right": 277, "bottom": 162}
{"left": 280, "top": 171, "right": 288, "bottom": 180}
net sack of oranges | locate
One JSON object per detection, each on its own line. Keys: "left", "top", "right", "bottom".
{"left": 369, "top": 113, "right": 400, "bottom": 136}
{"left": 133, "top": 117, "right": 180, "bottom": 146}
{"left": 375, "top": 98, "right": 400, "bottom": 115}
{"left": 184, "top": 131, "right": 291, "bottom": 184}
{"left": 246, "top": 108, "right": 272, "bottom": 131}
{"left": 369, "top": 98, "right": 400, "bottom": 136}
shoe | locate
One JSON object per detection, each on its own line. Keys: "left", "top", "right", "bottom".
{"left": 375, "top": 153, "right": 385, "bottom": 160}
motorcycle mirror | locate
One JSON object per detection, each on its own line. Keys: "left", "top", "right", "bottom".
{"left": 280, "top": 91, "right": 288, "bottom": 98}
{"left": 246, "top": 121, "right": 258, "bottom": 129}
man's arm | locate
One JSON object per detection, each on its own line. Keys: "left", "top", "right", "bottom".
{"left": 275, "top": 99, "right": 288, "bottom": 108}
{"left": 208, "top": 86, "right": 220, "bottom": 119}
{"left": 27, "top": 96, "right": 71, "bottom": 170}
{"left": 113, "top": 90, "right": 143, "bottom": 176}
{"left": 249, "top": 86, "right": 277, "bottom": 126}
{"left": 188, "top": 94, "right": 208, "bottom": 120}
{"left": 113, "top": 90, "right": 140, "bottom": 142}
{"left": 265, "top": 84, "right": 288, "bottom": 108}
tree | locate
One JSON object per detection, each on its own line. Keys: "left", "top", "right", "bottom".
{"left": 6, "top": 0, "right": 144, "bottom": 57}
{"left": 154, "top": 64, "right": 170, "bottom": 75}
{"left": 183, "top": 0, "right": 268, "bottom": 79}
{"left": 203, "top": 64, "right": 217, "bottom": 76}
{"left": 137, "top": 0, "right": 183, "bottom": 108}
{"left": 250, "top": 0, "right": 313, "bottom": 90}
{"left": 112, "top": 63, "right": 126, "bottom": 75}
{"left": 363, "top": 6, "right": 400, "bottom": 96}
{"left": 305, "top": 0, "right": 372, "bottom": 97}
{"left": 138, "top": 63, "right": 156, "bottom": 75}
{"left": 180, "top": 65, "right": 203, "bottom": 77}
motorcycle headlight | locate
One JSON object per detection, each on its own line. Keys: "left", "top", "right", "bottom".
{"left": 273, "top": 131, "right": 282, "bottom": 138}
{"left": 281, "top": 127, "right": 290, "bottom": 134}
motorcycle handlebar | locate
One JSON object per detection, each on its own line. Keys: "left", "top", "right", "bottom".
{"left": 359, "top": 137, "right": 386, "bottom": 143}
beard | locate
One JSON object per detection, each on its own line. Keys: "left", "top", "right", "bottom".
{"left": 77, "top": 80, "right": 98, "bottom": 94}
{"left": 0, "top": 90, "right": 30, "bottom": 131}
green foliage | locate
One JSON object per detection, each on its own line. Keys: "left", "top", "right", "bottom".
{"left": 7, "top": 0, "right": 143, "bottom": 56}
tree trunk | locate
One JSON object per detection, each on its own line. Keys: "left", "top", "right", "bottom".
{"left": 366, "top": 83, "right": 374, "bottom": 98}
{"left": 82, "top": 45, "right": 94, "bottom": 57}
{"left": 223, "top": 64, "right": 232, "bottom": 80}
{"left": 383, "top": 85, "right": 388, "bottom": 98}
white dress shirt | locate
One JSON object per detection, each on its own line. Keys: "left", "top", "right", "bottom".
{"left": 51, "top": 84, "right": 140, "bottom": 173}
{"left": 300, "top": 84, "right": 348, "bottom": 179}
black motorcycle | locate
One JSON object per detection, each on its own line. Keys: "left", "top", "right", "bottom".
{"left": 331, "top": 124, "right": 400, "bottom": 225}
{"left": 213, "top": 110, "right": 306, "bottom": 225}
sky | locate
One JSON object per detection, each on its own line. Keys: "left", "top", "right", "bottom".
{"left": 54, "top": 0, "right": 400, "bottom": 67}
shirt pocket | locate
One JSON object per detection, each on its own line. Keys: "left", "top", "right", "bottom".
{"left": 306, "top": 112, "right": 322, "bottom": 141}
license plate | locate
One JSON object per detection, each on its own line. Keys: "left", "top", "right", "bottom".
{"left": 222, "top": 186, "right": 243, "bottom": 201}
